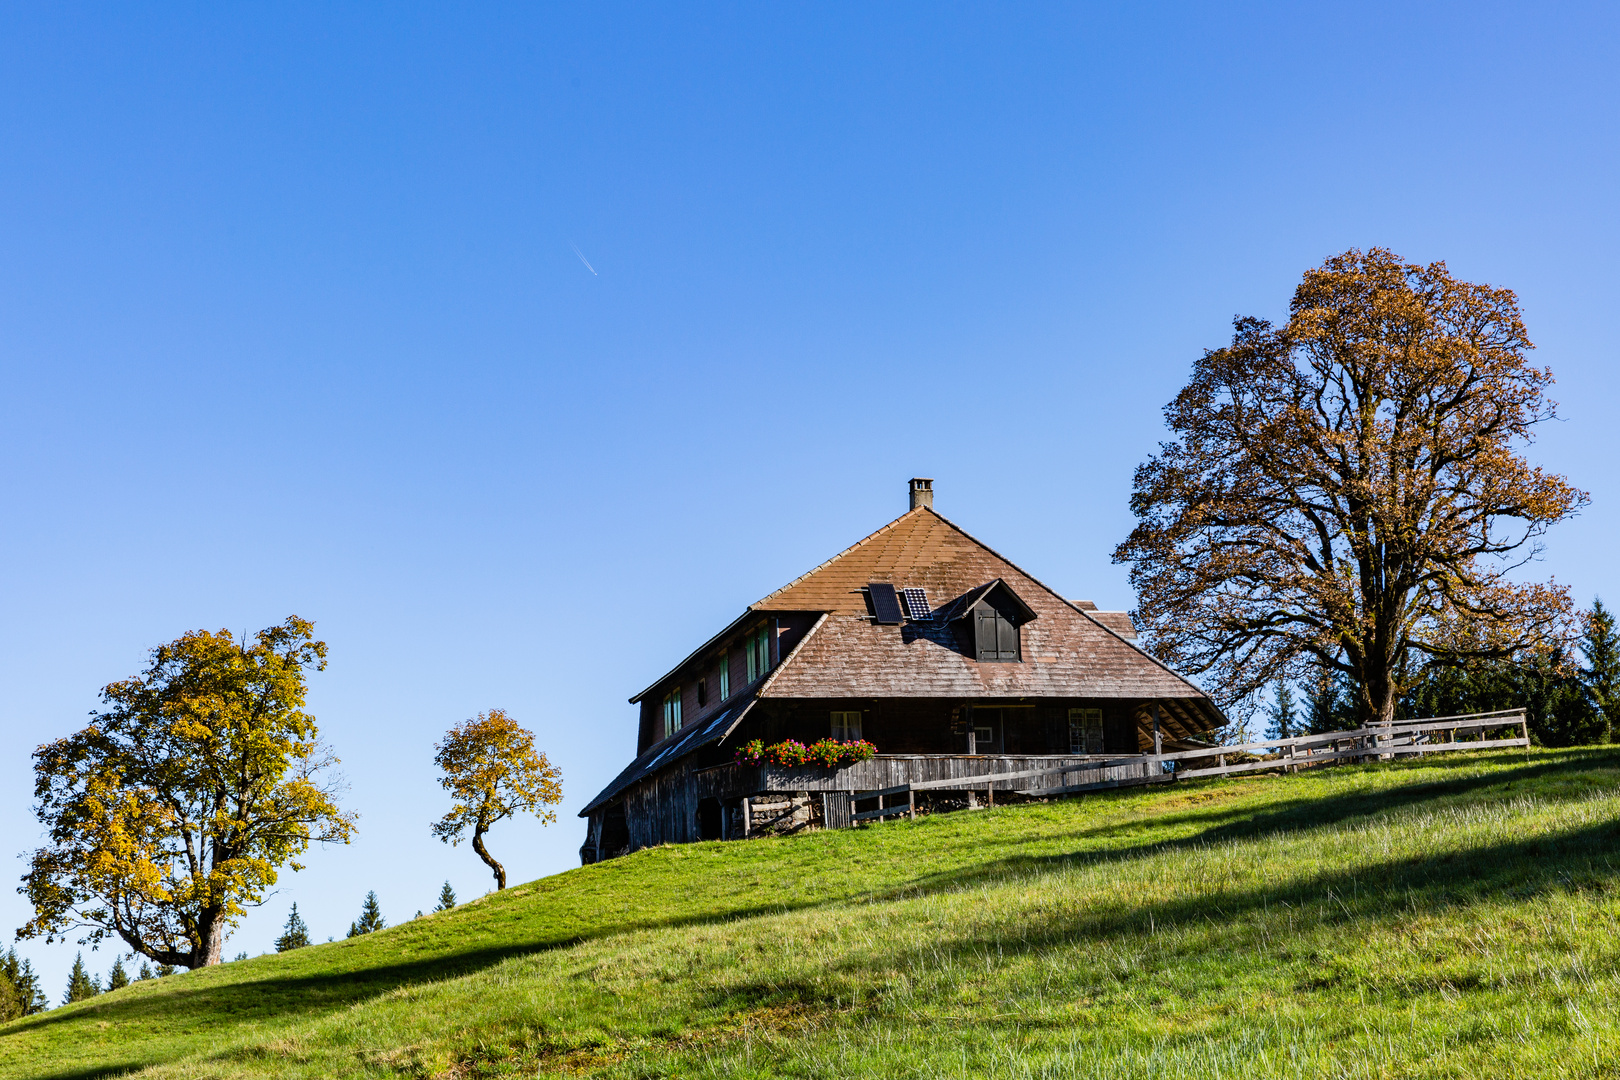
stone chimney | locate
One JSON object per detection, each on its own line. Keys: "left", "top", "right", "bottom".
{"left": 908, "top": 477, "right": 934, "bottom": 511}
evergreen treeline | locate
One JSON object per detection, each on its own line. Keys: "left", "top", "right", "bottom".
{"left": 1271, "top": 598, "right": 1620, "bottom": 747}
{"left": 0, "top": 949, "right": 48, "bottom": 1020}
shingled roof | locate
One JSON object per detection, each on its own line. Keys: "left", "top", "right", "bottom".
{"left": 749, "top": 505, "right": 1218, "bottom": 714}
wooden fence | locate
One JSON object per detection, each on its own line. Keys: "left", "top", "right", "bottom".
{"left": 849, "top": 709, "right": 1529, "bottom": 824}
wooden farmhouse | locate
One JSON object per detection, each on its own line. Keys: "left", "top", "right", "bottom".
{"left": 579, "top": 479, "right": 1224, "bottom": 863}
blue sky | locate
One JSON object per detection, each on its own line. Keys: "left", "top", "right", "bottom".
{"left": 2, "top": 2, "right": 1616, "bottom": 995}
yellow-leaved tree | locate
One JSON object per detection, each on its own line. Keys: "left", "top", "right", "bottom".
{"left": 19, "top": 617, "right": 355, "bottom": 968}
{"left": 431, "top": 709, "right": 562, "bottom": 889}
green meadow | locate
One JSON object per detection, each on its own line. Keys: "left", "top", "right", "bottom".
{"left": 5, "top": 747, "right": 1620, "bottom": 1078}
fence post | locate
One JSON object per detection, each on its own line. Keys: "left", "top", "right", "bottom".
{"left": 907, "top": 787, "right": 916, "bottom": 820}
{"left": 741, "top": 797, "right": 752, "bottom": 837}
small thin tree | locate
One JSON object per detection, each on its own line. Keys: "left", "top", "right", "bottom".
{"left": 434, "top": 881, "right": 457, "bottom": 912}
{"left": 105, "top": 957, "right": 130, "bottom": 991}
{"left": 432, "top": 709, "right": 563, "bottom": 890}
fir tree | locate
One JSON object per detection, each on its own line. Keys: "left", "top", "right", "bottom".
{"left": 0, "top": 948, "right": 48, "bottom": 1020}
{"left": 105, "top": 956, "right": 130, "bottom": 992}
{"left": 1583, "top": 598, "right": 1619, "bottom": 744}
{"left": 1265, "top": 682, "right": 1297, "bottom": 740}
{"left": 63, "top": 953, "right": 99, "bottom": 1004}
{"left": 233, "top": 952, "right": 249, "bottom": 962}
{"left": 155, "top": 964, "right": 176, "bottom": 977}
{"left": 435, "top": 881, "right": 457, "bottom": 912}
{"left": 1304, "top": 664, "right": 1350, "bottom": 734}
{"left": 347, "top": 891, "right": 386, "bottom": 938}
{"left": 275, "top": 903, "right": 311, "bottom": 952}
{"left": 137, "top": 961, "right": 154, "bottom": 981}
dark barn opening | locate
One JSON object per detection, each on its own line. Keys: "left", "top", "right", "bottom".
{"left": 697, "top": 797, "right": 723, "bottom": 840}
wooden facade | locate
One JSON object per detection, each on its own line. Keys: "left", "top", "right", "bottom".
{"left": 579, "top": 481, "right": 1225, "bottom": 864}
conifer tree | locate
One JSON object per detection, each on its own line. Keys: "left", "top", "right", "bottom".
{"left": 0, "top": 949, "right": 48, "bottom": 1020}
{"left": 435, "top": 881, "right": 457, "bottom": 912}
{"left": 275, "top": 903, "right": 311, "bottom": 952}
{"left": 1583, "top": 598, "right": 1619, "bottom": 744}
{"left": 137, "top": 961, "right": 154, "bottom": 981}
{"left": 1304, "top": 664, "right": 1348, "bottom": 734}
{"left": 63, "top": 953, "right": 99, "bottom": 1004}
{"left": 105, "top": 956, "right": 130, "bottom": 991}
{"left": 1265, "top": 682, "right": 1297, "bottom": 740}
{"left": 347, "top": 891, "right": 386, "bottom": 938}
{"left": 155, "top": 964, "right": 176, "bottom": 977}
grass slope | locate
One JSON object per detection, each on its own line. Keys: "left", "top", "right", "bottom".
{"left": 5, "top": 748, "right": 1620, "bottom": 1078}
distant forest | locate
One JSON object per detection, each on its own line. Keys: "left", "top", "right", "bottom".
{"left": 1269, "top": 599, "right": 1619, "bottom": 748}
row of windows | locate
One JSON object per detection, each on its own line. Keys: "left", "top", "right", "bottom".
{"left": 661, "top": 624, "right": 775, "bottom": 741}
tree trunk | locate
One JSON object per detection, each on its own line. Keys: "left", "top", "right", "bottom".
{"left": 189, "top": 909, "right": 228, "bottom": 968}
{"left": 471, "top": 823, "right": 506, "bottom": 890}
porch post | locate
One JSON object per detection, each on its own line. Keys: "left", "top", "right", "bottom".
{"left": 1152, "top": 703, "right": 1163, "bottom": 756}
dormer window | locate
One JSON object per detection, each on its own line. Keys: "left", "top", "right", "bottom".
{"left": 662, "top": 688, "right": 682, "bottom": 739}
{"left": 946, "top": 579, "right": 1038, "bottom": 664}
{"left": 974, "top": 604, "right": 1021, "bottom": 662}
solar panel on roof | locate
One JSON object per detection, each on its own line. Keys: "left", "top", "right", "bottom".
{"left": 868, "top": 582, "right": 903, "bottom": 624}
{"left": 901, "top": 587, "right": 930, "bottom": 620}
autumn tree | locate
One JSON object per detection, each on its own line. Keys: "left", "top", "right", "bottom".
{"left": 19, "top": 617, "right": 356, "bottom": 969}
{"left": 1115, "top": 249, "right": 1586, "bottom": 725}
{"left": 432, "top": 709, "right": 562, "bottom": 890}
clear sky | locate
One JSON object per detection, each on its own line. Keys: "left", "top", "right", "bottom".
{"left": 2, "top": 3, "right": 1616, "bottom": 996}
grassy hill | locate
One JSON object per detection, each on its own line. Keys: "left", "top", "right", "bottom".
{"left": 4, "top": 747, "right": 1620, "bottom": 1079}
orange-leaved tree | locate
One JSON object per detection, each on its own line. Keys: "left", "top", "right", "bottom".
{"left": 431, "top": 709, "right": 562, "bottom": 889}
{"left": 19, "top": 617, "right": 355, "bottom": 968}
{"left": 1114, "top": 249, "right": 1587, "bottom": 725}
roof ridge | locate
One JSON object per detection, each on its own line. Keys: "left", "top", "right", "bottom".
{"left": 748, "top": 505, "right": 933, "bottom": 609}
{"left": 917, "top": 510, "right": 1217, "bottom": 705}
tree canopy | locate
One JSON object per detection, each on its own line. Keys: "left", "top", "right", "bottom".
{"left": 1115, "top": 249, "right": 1586, "bottom": 724}
{"left": 432, "top": 709, "right": 562, "bottom": 890}
{"left": 19, "top": 616, "right": 355, "bottom": 969}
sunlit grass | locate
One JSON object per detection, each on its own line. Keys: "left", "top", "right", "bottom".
{"left": 4, "top": 748, "right": 1619, "bottom": 1078}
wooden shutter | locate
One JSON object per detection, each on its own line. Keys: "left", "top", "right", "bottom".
{"left": 996, "top": 613, "right": 1019, "bottom": 660}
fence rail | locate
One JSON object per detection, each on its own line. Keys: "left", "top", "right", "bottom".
{"left": 847, "top": 709, "right": 1528, "bottom": 824}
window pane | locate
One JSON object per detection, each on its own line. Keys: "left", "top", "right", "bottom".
{"left": 718, "top": 652, "right": 729, "bottom": 700}
{"left": 831, "top": 711, "right": 862, "bottom": 741}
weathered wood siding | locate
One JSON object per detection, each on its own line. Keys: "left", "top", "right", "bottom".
{"left": 695, "top": 753, "right": 1155, "bottom": 801}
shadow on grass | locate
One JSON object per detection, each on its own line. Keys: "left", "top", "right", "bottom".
{"left": 14, "top": 748, "right": 1619, "bottom": 1079}
{"left": 707, "top": 800, "right": 1620, "bottom": 1015}
{"left": 878, "top": 748, "right": 1620, "bottom": 900}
